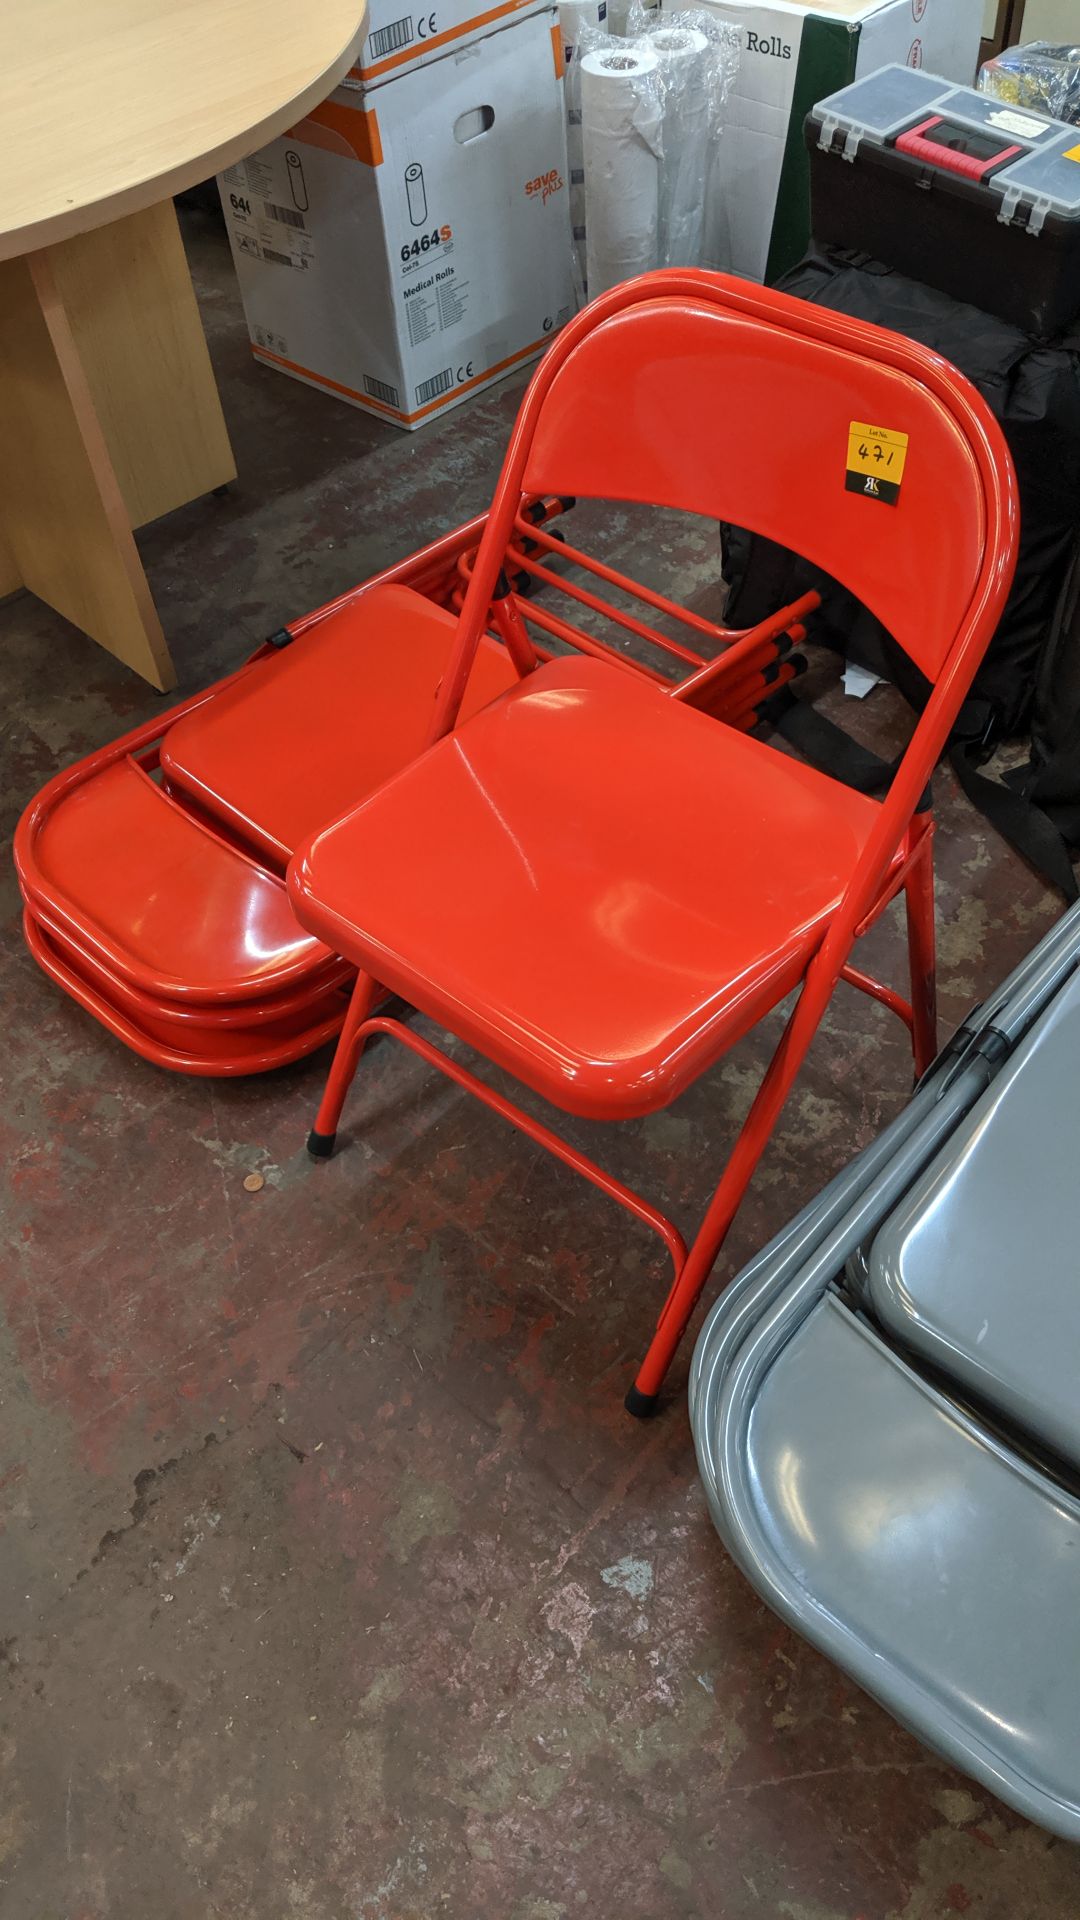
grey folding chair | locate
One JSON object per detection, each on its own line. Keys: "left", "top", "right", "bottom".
{"left": 691, "top": 901, "right": 1080, "bottom": 1839}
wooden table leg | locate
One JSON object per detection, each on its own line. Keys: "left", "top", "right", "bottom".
{"left": 0, "top": 526, "right": 20, "bottom": 601}
{"left": 0, "top": 201, "right": 236, "bottom": 691}
{"left": 50, "top": 200, "right": 237, "bottom": 528}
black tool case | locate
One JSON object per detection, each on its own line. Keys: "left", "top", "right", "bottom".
{"left": 805, "top": 65, "right": 1080, "bottom": 339}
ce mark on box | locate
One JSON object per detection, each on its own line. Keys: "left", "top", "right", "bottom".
{"left": 846, "top": 422, "right": 909, "bottom": 507}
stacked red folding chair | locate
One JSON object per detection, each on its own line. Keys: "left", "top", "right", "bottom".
{"left": 14, "top": 516, "right": 511, "bottom": 1074}
{"left": 286, "top": 270, "right": 1018, "bottom": 1415}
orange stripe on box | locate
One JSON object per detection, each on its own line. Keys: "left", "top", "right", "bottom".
{"left": 289, "top": 98, "right": 382, "bottom": 166}
{"left": 350, "top": 0, "right": 534, "bottom": 79}
{"left": 409, "top": 336, "right": 553, "bottom": 418}
{"left": 251, "top": 348, "right": 409, "bottom": 416}
{"left": 251, "top": 334, "right": 553, "bottom": 423}
{"left": 551, "top": 21, "right": 565, "bottom": 77}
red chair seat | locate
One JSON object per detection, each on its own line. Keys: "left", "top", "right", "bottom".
{"left": 161, "top": 584, "right": 520, "bottom": 867}
{"left": 290, "top": 657, "right": 890, "bottom": 1121}
{"left": 24, "top": 910, "right": 348, "bottom": 1076}
{"left": 26, "top": 758, "right": 335, "bottom": 1005}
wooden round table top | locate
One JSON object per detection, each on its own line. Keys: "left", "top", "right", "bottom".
{"left": 1, "top": 0, "right": 367, "bottom": 261}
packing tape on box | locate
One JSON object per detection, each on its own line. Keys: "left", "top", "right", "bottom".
{"left": 581, "top": 45, "right": 662, "bottom": 297}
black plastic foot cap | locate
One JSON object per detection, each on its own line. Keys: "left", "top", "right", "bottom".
{"left": 307, "top": 1129, "right": 337, "bottom": 1160}
{"left": 624, "top": 1384, "right": 660, "bottom": 1420}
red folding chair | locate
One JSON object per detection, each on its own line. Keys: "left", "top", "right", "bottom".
{"left": 288, "top": 269, "right": 1019, "bottom": 1414}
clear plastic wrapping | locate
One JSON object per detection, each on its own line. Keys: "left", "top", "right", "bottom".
{"left": 578, "top": 41, "right": 664, "bottom": 298}
{"left": 606, "top": 0, "right": 659, "bottom": 33}
{"left": 573, "top": 7, "right": 740, "bottom": 298}
{"left": 559, "top": 0, "right": 610, "bottom": 300}
{"left": 634, "top": 7, "right": 740, "bottom": 269}
{"left": 979, "top": 42, "right": 1080, "bottom": 127}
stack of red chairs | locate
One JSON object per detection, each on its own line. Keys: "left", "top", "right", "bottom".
{"left": 18, "top": 270, "right": 1016, "bottom": 1413}
{"left": 15, "top": 517, "right": 511, "bottom": 1073}
{"left": 17, "top": 469, "right": 809, "bottom": 1077}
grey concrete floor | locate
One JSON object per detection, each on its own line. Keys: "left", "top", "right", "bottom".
{"left": 0, "top": 206, "right": 1075, "bottom": 1918}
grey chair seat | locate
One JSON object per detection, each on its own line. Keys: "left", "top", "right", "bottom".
{"left": 865, "top": 965, "right": 1080, "bottom": 1470}
{"left": 713, "top": 1291, "right": 1080, "bottom": 1841}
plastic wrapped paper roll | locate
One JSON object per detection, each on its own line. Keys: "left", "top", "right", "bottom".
{"left": 645, "top": 25, "right": 710, "bottom": 267}
{"left": 559, "top": 0, "right": 608, "bottom": 249}
{"left": 581, "top": 45, "right": 662, "bottom": 298}
{"left": 606, "top": 0, "right": 659, "bottom": 36}
{"left": 559, "top": 0, "right": 607, "bottom": 66}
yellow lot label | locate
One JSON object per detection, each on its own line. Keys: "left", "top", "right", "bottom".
{"left": 847, "top": 421, "right": 909, "bottom": 486}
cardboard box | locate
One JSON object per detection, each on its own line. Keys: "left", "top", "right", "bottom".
{"left": 344, "top": 0, "right": 541, "bottom": 83}
{"left": 219, "top": 8, "right": 573, "bottom": 431}
{"left": 674, "top": 0, "right": 986, "bottom": 283}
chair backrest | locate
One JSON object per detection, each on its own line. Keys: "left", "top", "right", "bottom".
{"left": 437, "top": 270, "right": 1017, "bottom": 736}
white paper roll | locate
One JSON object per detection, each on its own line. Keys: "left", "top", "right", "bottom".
{"left": 559, "top": 0, "right": 607, "bottom": 68}
{"left": 643, "top": 25, "right": 710, "bottom": 267}
{"left": 560, "top": 0, "right": 608, "bottom": 249}
{"left": 581, "top": 45, "right": 662, "bottom": 298}
{"left": 647, "top": 24, "right": 709, "bottom": 80}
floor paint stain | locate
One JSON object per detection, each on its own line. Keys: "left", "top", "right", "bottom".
{"left": 600, "top": 1555, "right": 654, "bottom": 1600}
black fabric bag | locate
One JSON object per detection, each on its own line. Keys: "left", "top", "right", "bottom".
{"left": 722, "top": 249, "right": 1080, "bottom": 896}
{"left": 1002, "top": 543, "right": 1080, "bottom": 887}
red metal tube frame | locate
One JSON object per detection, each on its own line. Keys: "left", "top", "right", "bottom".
{"left": 358, "top": 1016, "right": 689, "bottom": 1276}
